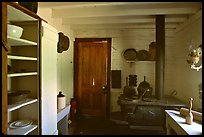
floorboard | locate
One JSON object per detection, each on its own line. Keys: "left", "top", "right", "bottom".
{"left": 71, "top": 115, "right": 166, "bottom": 135}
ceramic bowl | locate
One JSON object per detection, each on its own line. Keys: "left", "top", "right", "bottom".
{"left": 7, "top": 24, "right": 23, "bottom": 38}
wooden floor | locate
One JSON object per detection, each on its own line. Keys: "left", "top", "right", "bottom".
{"left": 70, "top": 115, "right": 166, "bottom": 135}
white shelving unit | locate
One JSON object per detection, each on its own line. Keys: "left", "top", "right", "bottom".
{"left": 5, "top": 3, "right": 58, "bottom": 135}
{"left": 8, "top": 55, "right": 37, "bottom": 60}
{"left": 8, "top": 98, "right": 38, "bottom": 112}
{"left": 7, "top": 3, "right": 40, "bottom": 135}
{"left": 7, "top": 124, "right": 38, "bottom": 135}
{"left": 7, "top": 4, "right": 38, "bottom": 22}
{"left": 7, "top": 36, "right": 37, "bottom": 46}
{"left": 8, "top": 72, "right": 38, "bottom": 77}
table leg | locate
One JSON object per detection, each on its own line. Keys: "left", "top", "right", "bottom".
{"left": 166, "top": 115, "right": 171, "bottom": 135}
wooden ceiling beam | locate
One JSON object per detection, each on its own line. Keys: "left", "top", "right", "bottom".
{"left": 40, "top": 2, "right": 200, "bottom": 10}
{"left": 70, "top": 24, "right": 177, "bottom": 30}
{"left": 62, "top": 16, "right": 186, "bottom": 25}
{"left": 52, "top": 7, "right": 199, "bottom": 18}
{"left": 175, "top": 9, "right": 202, "bottom": 33}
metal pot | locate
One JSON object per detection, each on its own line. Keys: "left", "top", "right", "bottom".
{"left": 123, "top": 77, "right": 136, "bottom": 98}
{"left": 137, "top": 76, "right": 152, "bottom": 98}
{"left": 123, "top": 86, "right": 136, "bottom": 98}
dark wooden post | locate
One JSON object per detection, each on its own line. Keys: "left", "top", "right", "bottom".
{"left": 155, "top": 15, "right": 165, "bottom": 100}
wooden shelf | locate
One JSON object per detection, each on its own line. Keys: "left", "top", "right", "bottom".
{"left": 8, "top": 72, "right": 37, "bottom": 77}
{"left": 7, "top": 2, "right": 45, "bottom": 22}
{"left": 8, "top": 98, "right": 38, "bottom": 112}
{"left": 7, "top": 123, "right": 37, "bottom": 135}
{"left": 126, "top": 60, "right": 156, "bottom": 63}
{"left": 8, "top": 55, "right": 37, "bottom": 61}
{"left": 7, "top": 36, "right": 37, "bottom": 46}
{"left": 7, "top": 3, "right": 38, "bottom": 22}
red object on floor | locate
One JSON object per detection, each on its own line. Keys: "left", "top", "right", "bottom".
{"left": 70, "top": 98, "right": 76, "bottom": 119}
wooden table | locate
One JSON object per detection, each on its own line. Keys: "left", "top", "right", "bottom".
{"left": 165, "top": 110, "right": 202, "bottom": 135}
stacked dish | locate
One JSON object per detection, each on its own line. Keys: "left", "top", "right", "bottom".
{"left": 9, "top": 120, "right": 33, "bottom": 129}
{"left": 8, "top": 90, "right": 31, "bottom": 105}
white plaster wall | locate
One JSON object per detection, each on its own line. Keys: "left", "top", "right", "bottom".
{"left": 57, "top": 40, "right": 74, "bottom": 104}
{"left": 38, "top": 8, "right": 202, "bottom": 112}
{"left": 74, "top": 19, "right": 202, "bottom": 112}
{"left": 165, "top": 17, "right": 202, "bottom": 111}
{"left": 111, "top": 30, "right": 157, "bottom": 112}
{"left": 74, "top": 29, "right": 175, "bottom": 112}
{"left": 37, "top": 8, "right": 74, "bottom": 104}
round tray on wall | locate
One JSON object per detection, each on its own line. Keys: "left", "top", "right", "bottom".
{"left": 123, "top": 48, "right": 137, "bottom": 61}
{"left": 137, "top": 50, "right": 150, "bottom": 61}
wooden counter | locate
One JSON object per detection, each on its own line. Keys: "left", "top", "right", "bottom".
{"left": 165, "top": 110, "right": 202, "bottom": 135}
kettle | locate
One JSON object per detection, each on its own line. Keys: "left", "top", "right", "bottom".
{"left": 137, "top": 76, "right": 152, "bottom": 98}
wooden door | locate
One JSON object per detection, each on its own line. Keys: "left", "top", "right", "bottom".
{"left": 75, "top": 38, "right": 111, "bottom": 118}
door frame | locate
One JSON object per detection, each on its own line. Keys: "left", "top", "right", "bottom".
{"left": 74, "top": 38, "right": 111, "bottom": 118}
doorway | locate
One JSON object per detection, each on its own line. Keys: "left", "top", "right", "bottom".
{"left": 74, "top": 38, "right": 111, "bottom": 118}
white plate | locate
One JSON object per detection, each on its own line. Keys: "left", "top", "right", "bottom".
{"left": 9, "top": 120, "right": 33, "bottom": 129}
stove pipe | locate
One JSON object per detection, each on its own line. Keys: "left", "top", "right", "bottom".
{"left": 155, "top": 15, "right": 165, "bottom": 100}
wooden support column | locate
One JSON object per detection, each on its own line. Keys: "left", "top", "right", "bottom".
{"left": 155, "top": 15, "right": 165, "bottom": 100}
{"left": 2, "top": 2, "right": 8, "bottom": 134}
